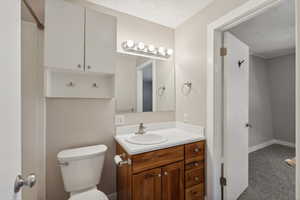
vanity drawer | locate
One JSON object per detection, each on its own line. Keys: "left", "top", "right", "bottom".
{"left": 185, "top": 160, "right": 204, "bottom": 171}
{"left": 185, "top": 141, "right": 205, "bottom": 163}
{"left": 132, "top": 145, "right": 184, "bottom": 174}
{"left": 185, "top": 184, "right": 204, "bottom": 200}
{"left": 185, "top": 168, "right": 204, "bottom": 188}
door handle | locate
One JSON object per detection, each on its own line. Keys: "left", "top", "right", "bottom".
{"left": 14, "top": 173, "right": 37, "bottom": 193}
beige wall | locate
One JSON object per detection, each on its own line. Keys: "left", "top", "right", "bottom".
{"left": 46, "top": 99, "right": 115, "bottom": 200}
{"left": 45, "top": 3, "right": 175, "bottom": 199}
{"left": 175, "top": 0, "right": 250, "bottom": 126}
{"left": 22, "top": 21, "right": 45, "bottom": 200}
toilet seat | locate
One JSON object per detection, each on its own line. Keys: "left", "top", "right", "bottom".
{"left": 69, "top": 188, "right": 109, "bottom": 200}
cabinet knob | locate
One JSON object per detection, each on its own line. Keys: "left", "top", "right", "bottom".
{"left": 194, "top": 148, "right": 200, "bottom": 153}
{"left": 87, "top": 65, "right": 92, "bottom": 70}
{"left": 194, "top": 176, "right": 200, "bottom": 182}
{"left": 194, "top": 162, "right": 199, "bottom": 167}
{"left": 164, "top": 171, "right": 168, "bottom": 176}
{"left": 157, "top": 174, "right": 161, "bottom": 177}
{"left": 77, "top": 64, "right": 82, "bottom": 69}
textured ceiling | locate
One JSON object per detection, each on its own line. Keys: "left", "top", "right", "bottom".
{"left": 22, "top": 0, "right": 214, "bottom": 28}
{"left": 230, "top": 0, "right": 295, "bottom": 59}
{"left": 84, "top": 0, "right": 214, "bottom": 28}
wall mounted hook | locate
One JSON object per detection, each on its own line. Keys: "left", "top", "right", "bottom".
{"left": 66, "top": 81, "right": 75, "bottom": 87}
{"left": 92, "top": 83, "right": 99, "bottom": 88}
{"left": 238, "top": 59, "right": 246, "bottom": 67}
{"left": 184, "top": 81, "right": 192, "bottom": 88}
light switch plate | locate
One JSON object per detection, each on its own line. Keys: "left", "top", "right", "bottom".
{"left": 115, "top": 115, "right": 125, "bottom": 125}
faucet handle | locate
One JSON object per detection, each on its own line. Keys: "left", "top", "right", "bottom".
{"left": 139, "top": 123, "right": 146, "bottom": 130}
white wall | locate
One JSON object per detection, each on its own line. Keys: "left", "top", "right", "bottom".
{"left": 268, "top": 54, "right": 296, "bottom": 144}
{"left": 249, "top": 56, "right": 274, "bottom": 147}
{"left": 0, "top": 0, "right": 21, "bottom": 199}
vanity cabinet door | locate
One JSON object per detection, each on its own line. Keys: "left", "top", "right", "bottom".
{"left": 162, "top": 161, "right": 184, "bottom": 200}
{"left": 132, "top": 168, "right": 162, "bottom": 200}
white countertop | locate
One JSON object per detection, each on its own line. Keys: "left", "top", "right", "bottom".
{"left": 115, "top": 123, "right": 205, "bottom": 155}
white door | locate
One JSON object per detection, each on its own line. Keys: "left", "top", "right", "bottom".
{"left": 223, "top": 32, "right": 249, "bottom": 200}
{"left": 1, "top": 0, "right": 22, "bottom": 199}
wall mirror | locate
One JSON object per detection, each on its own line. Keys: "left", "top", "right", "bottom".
{"left": 115, "top": 53, "right": 175, "bottom": 113}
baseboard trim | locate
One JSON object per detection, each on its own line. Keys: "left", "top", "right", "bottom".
{"left": 248, "top": 140, "right": 276, "bottom": 153}
{"left": 274, "top": 139, "right": 296, "bottom": 148}
{"left": 108, "top": 193, "right": 117, "bottom": 200}
{"left": 249, "top": 139, "right": 295, "bottom": 153}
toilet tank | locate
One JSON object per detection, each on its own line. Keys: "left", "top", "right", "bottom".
{"left": 57, "top": 145, "right": 108, "bottom": 193}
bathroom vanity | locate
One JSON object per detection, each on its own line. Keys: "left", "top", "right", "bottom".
{"left": 115, "top": 123, "right": 206, "bottom": 200}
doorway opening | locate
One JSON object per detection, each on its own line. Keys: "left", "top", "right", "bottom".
{"left": 206, "top": 0, "right": 298, "bottom": 199}
{"left": 224, "top": 1, "right": 296, "bottom": 198}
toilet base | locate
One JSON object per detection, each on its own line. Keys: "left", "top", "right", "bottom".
{"left": 69, "top": 187, "right": 109, "bottom": 200}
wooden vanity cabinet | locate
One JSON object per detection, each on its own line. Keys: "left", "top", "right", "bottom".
{"left": 116, "top": 140, "right": 205, "bottom": 200}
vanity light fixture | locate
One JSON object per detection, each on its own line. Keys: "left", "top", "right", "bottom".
{"left": 124, "top": 40, "right": 134, "bottom": 48}
{"left": 122, "top": 40, "right": 173, "bottom": 59}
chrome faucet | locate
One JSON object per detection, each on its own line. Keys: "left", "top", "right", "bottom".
{"left": 135, "top": 123, "right": 146, "bottom": 135}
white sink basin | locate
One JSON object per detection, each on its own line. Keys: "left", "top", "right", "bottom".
{"left": 126, "top": 133, "right": 168, "bottom": 145}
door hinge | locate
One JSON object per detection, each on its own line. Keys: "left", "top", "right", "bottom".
{"left": 220, "top": 47, "right": 227, "bottom": 56}
{"left": 220, "top": 176, "right": 227, "bottom": 187}
{"left": 220, "top": 163, "right": 226, "bottom": 200}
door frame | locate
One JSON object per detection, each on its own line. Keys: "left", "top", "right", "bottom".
{"left": 136, "top": 59, "right": 157, "bottom": 112}
{"left": 206, "top": 0, "right": 298, "bottom": 199}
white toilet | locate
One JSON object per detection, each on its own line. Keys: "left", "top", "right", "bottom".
{"left": 57, "top": 144, "right": 109, "bottom": 200}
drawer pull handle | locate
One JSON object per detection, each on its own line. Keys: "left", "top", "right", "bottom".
{"left": 194, "top": 148, "right": 200, "bottom": 153}
{"left": 194, "top": 176, "right": 200, "bottom": 181}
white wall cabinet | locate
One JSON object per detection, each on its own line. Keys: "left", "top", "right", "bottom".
{"left": 44, "top": 0, "right": 85, "bottom": 71}
{"left": 44, "top": 0, "right": 116, "bottom": 98}
{"left": 85, "top": 9, "right": 116, "bottom": 74}
{"left": 44, "top": 0, "right": 116, "bottom": 74}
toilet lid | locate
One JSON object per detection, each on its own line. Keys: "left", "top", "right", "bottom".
{"left": 69, "top": 189, "right": 109, "bottom": 200}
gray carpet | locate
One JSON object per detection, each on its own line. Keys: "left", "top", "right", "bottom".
{"left": 238, "top": 144, "right": 295, "bottom": 200}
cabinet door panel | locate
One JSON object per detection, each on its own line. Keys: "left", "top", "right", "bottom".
{"left": 85, "top": 9, "right": 116, "bottom": 74}
{"left": 132, "top": 168, "right": 161, "bottom": 200}
{"left": 44, "top": 0, "right": 84, "bottom": 71}
{"left": 162, "top": 161, "right": 184, "bottom": 200}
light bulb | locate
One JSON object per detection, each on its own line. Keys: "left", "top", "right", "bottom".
{"left": 158, "top": 47, "right": 166, "bottom": 56}
{"left": 148, "top": 45, "right": 155, "bottom": 52}
{"left": 166, "top": 49, "right": 173, "bottom": 56}
{"left": 137, "top": 42, "right": 145, "bottom": 50}
{"left": 126, "top": 40, "right": 134, "bottom": 48}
